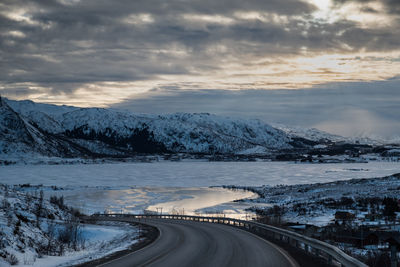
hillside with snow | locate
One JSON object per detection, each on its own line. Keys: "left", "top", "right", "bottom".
{"left": 0, "top": 184, "right": 141, "bottom": 266}
{"left": 1, "top": 98, "right": 398, "bottom": 163}
{"left": 272, "top": 123, "right": 383, "bottom": 146}
{"left": 2, "top": 98, "right": 298, "bottom": 156}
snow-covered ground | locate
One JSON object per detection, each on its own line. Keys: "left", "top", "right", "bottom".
{"left": 241, "top": 173, "right": 400, "bottom": 226}
{"left": 28, "top": 223, "right": 139, "bottom": 267}
{"left": 0, "top": 185, "right": 140, "bottom": 267}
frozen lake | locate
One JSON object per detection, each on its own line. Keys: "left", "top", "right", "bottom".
{"left": 1, "top": 161, "right": 399, "bottom": 218}
{"left": 50, "top": 186, "right": 259, "bottom": 218}
{"left": 1, "top": 161, "right": 399, "bottom": 187}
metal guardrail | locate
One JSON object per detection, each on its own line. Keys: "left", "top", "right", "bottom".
{"left": 84, "top": 213, "right": 368, "bottom": 267}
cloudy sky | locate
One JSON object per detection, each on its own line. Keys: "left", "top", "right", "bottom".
{"left": 1, "top": 0, "right": 399, "bottom": 139}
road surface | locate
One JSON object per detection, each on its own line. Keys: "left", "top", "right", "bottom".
{"left": 97, "top": 218, "right": 299, "bottom": 267}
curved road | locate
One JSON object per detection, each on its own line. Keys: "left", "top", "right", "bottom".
{"left": 98, "top": 219, "right": 299, "bottom": 267}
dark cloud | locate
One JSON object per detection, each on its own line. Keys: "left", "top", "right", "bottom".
{"left": 0, "top": 86, "right": 42, "bottom": 98}
{"left": 0, "top": 0, "right": 399, "bottom": 98}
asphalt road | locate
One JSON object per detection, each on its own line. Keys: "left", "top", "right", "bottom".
{"left": 97, "top": 219, "right": 299, "bottom": 267}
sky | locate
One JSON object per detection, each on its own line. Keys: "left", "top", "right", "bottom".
{"left": 0, "top": 0, "right": 399, "bottom": 139}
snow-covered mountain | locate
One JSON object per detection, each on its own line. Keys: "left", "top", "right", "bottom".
{"left": 2, "top": 98, "right": 393, "bottom": 162}
{"left": 3, "top": 98, "right": 305, "bottom": 157}
{"left": 0, "top": 97, "right": 100, "bottom": 160}
{"left": 0, "top": 97, "right": 35, "bottom": 155}
{"left": 59, "top": 109, "right": 296, "bottom": 154}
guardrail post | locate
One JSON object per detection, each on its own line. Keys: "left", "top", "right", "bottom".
{"left": 304, "top": 244, "right": 309, "bottom": 253}
{"left": 315, "top": 248, "right": 320, "bottom": 257}
{"left": 391, "top": 244, "right": 398, "bottom": 267}
{"left": 327, "top": 254, "right": 333, "bottom": 265}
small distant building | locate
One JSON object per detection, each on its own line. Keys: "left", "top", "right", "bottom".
{"left": 285, "top": 223, "right": 321, "bottom": 238}
{"left": 334, "top": 230, "right": 379, "bottom": 247}
{"left": 335, "top": 211, "right": 355, "bottom": 221}
{"left": 363, "top": 233, "right": 379, "bottom": 246}
{"left": 368, "top": 231, "right": 400, "bottom": 245}
{"left": 365, "top": 213, "right": 381, "bottom": 221}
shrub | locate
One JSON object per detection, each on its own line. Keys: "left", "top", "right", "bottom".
{"left": 50, "top": 195, "right": 65, "bottom": 209}
{"left": 16, "top": 213, "right": 29, "bottom": 223}
{"left": 57, "top": 218, "right": 84, "bottom": 251}
{"left": 5, "top": 253, "right": 19, "bottom": 265}
{"left": 13, "top": 220, "right": 21, "bottom": 235}
{"left": 382, "top": 197, "right": 399, "bottom": 219}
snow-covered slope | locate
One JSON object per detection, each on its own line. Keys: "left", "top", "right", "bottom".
{"left": 0, "top": 97, "right": 68, "bottom": 158}
{"left": 149, "top": 113, "right": 291, "bottom": 153}
{"left": 0, "top": 184, "right": 141, "bottom": 266}
{"left": 0, "top": 97, "right": 35, "bottom": 155}
{"left": 58, "top": 109, "right": 293, "bottom": 153}
{"left": 272, "top": 123, "right": 382, "bottom": 145}
{"left": 3, "top": 99, "right": 301, "bottom": 157}
{"left": 0, "top": 184, "right": 79, "bottom": 265}
{"left": 0, "top": 98, "right": 106, "bottom": 160}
